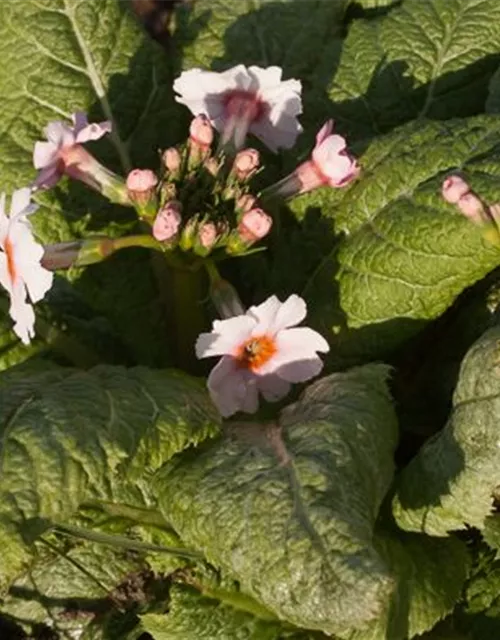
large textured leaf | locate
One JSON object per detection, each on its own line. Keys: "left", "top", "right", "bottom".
{"left": 339, "top": 527, "right": 470, "bottom": 639}
{"left": 155, "top": 365, "right": 398, "bottom": 636}
{"left": 301, "top": 116, "right": 500, "bottom": 365}
{"left": 393, "top": 325, "right": 500, "bottom": 535}
{"left": 140, "top": 585, "right": 283, "bottom": 640}
{"left": 0, "top": 365, "right": 220, "bottom": 592}
{"left": 322, "top": 0, "right": 500, "bottom": 140}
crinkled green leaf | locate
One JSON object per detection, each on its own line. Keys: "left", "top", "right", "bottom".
{"left": 0, "top": 365, "right": 220, "bottom": 592}
{"left": 301, "top": 117, "right": 500, "bottom": 364}
{"left": 155, "top": 365, "right": 398, "bottom": 636}
{"left": 140, "top": 585, "right": 283, "bottom": 640}
{"left": 486, "top": 64, "right": 500, "bottom": 113}
{"left": 339, "top": 527, "right": 469, "bottom": 640}
{"left": 483, "top": 515, "right": 500, "bottom": 556}
{"left": 1, "top": 538, "right": 144, "bottom": 638}
{"left": 322, "top": 0, "right": 500, "bottom": 140}
{"left": 393, "top": 325, "right": 500, "bottom": 535}
{"left": 178, "top": 0, "right": 348, "bottom": 77}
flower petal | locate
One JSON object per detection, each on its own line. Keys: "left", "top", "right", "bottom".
{"left": 195, "top": 315, "right": 256, "bottom": 358}
{"left": 257, "top": 327, "right": 329, "bottom": 379}
{"left": 9, "top": 280, "right": 35, "bottom": 345}
{"left": 33, "top": 164, "right": 63, "bottom": 190}
{"left": 270, "top": 294, "right": 307, "bottom": 333}
{"left": 0, "top": 252, "right": 12, "bottom": 295}
{"left": 207, "top": 356, "right": 259, "bottom": 417}
{"left": 257, "top": 373, "right": 291, "bottom": 402}
{"left": 247, "top": 295, "right": 281, "bottom": 334}
{"left": 10, "top": 188, "right": 37, "bottom": 219}
{"left": 45, "top": 121, "right": 74, "bottom": 147}
{"left": 315, "top": 120, "right": 334, "bottom": 147}
{"left": 0, "top": 193, "right": 8, "bottom": 244}
{"left": 33, "top": 141, "right": 59, "bottom": 169}
{"left": 75, "top": 120, "right": 112, "bottom": 143}
{"left": 248, "top": 65, "right": 282, "bottom": 90}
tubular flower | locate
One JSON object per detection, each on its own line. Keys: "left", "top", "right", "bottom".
{"left": 266, "top": 120, "right": 359, "bottom": 199}
{"left": 33, "top": 112, "right": 111, "bottom": 189}
{"left": 0, "top": 188, "right": 53, "bottom": 344}
{"left": 153, "top": 201, "right": 182, "bottom": 242}
{"left": 196, "top": 294, "right": 329, "bottom": 417}
{"left": 173, "top": 65, "right": 302, "bottom": 152}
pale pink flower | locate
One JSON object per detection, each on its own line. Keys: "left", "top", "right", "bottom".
{"left": 196, "top": 294, "right": 329, "bottom": 417}
{"left": 153, "top": 201, "right": 182, "bottom": 242}
{"left": 33, "top": 112, "right": 111, "bottom": 190}
{"left": 441, "top": 175, "right": 470, "bottom": 204}
{"left": 238, "top": 208, "right": 272, "bottom": 243}
{"left": 174, "top": 65, "right": 302, "bottom": 152}
{"left": 163, "top": 147, "right": 181, "bottom": 173}
{"left": 265, "top": 120, "right": 359, "bottom": 199}
{"left": 126, "top": 169, "right": 158, "bottom": 207}
{"left": 232, "top": 148, "right": 260, "bottom": 180}
{"left": 0, "top": 188, "right": 53, "bottom": 344}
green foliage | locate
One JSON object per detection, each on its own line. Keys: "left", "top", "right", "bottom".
{"left": 0, "top": 365, "right": 220, "bottom": 592}
{"left": 393, "top": 325, "right": 500, "bottom": 535}
{"left": 155, "top": 366, "right": 398, "bottom": 636}
{"left": 3, "top": 0, "right": 500, "bottom": 637}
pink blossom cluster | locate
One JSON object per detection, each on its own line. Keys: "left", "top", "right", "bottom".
{"left": 0, "top": 63, "right": 362, "bottom": 417}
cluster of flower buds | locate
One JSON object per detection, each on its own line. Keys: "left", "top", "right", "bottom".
{"left": 121, "top": 114, "right": 274, "bottom": 260}
{"left": 0, "top": 63, "right": 362, "bottom": 346}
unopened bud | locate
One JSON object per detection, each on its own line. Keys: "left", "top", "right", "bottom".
{"left": 189, "top": 115, "right": 213, "bottom": 163}
{"left": 194, "top": 221, "right": 218, "bottom": 256}
{"left": 456, "top": 192, "right": 487, "bottom": 225}
{"left": 126, "top": 169, "right": 158, "bottom": 219}
{"left": 232, "top": 148, "right": 259, "bottom": 180}
{"left": 163, "top": 147, "right": 181, "bottom": 173}
{"left": 238, "top": 208, "right": 273, "bottom": 243}
{"left": 179, "top": 216, "right": 198, "bottom": 251}
{"left": 236, "top": 193, "right": 257, "bottom": 212}
{"left": 442, "top": 175, "right": 470, "bottom": 204}
{"left": 227, "top": 208, "right": 272, "bottom": 255}
{"left": 153, "top": 201, "right": 182, "bottom": 242}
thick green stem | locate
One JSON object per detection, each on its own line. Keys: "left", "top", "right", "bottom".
{"left": 161, "top": 261, "right": 208, "bottom": 374}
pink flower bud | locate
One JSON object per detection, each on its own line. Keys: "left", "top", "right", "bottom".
{"left": 190, "top": 115, "right": 214, "bottom": 152}
{"left": 238, "top": 208, "right": 273, "bottom": 243}
{"left": 236, "top": 194, "right": 257, "bottom": 212}
{"left": 456, "top": 192, "right": 487, "bottom": 224}
{"left": 153, "top": 201, "right": 182, "bottom": 242}
{"left": 442, "top": 175, "right": 470, "bottom": 204}
{"left": 126, "top": 169, "right": 158, "bottom": 206}
{"left": 163, "top": 147, "right": 181, "bottom": 172}
{"left": 199, "top": 222, "right": 218, "bottom": 249}
{"left": 232, "top": 148, "right": 259, "bottom": 180}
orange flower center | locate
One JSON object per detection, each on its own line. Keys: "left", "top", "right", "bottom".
{"left": 4, "top": 237, "right": 17, "bottom": 283}
{"left": 235, "top": 334, "right": 277, "bottom": 372}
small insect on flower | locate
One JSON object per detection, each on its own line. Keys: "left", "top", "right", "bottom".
{"left": 196, "top": 294, "right": 329, "bottom": 417}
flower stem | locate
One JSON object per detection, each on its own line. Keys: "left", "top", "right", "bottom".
{"left": 205, "top": 260, "right": 245, "bottom": 318}
{"left": 52, "top": 523, "right": 202, "bottom": 560}
{"left": 153, "top": 256, "right": 208, "bottom": 374}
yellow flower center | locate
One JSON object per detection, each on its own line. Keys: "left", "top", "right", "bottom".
{"left": 235, "top": 334, "right": 277, "bottom": 372}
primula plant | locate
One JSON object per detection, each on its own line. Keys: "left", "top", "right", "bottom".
{"left": 3, "top": 0, "right": 500, "bottom": 639}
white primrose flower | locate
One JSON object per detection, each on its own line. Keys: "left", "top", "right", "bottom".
{"left": 174, "top": 65, "right": 302, "bottom": 152}
{"left": 0, "top": 188, "right": 53, "bottom": 344}
{"left": 196, "top": 294, "right": 329, "bottom": 417}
